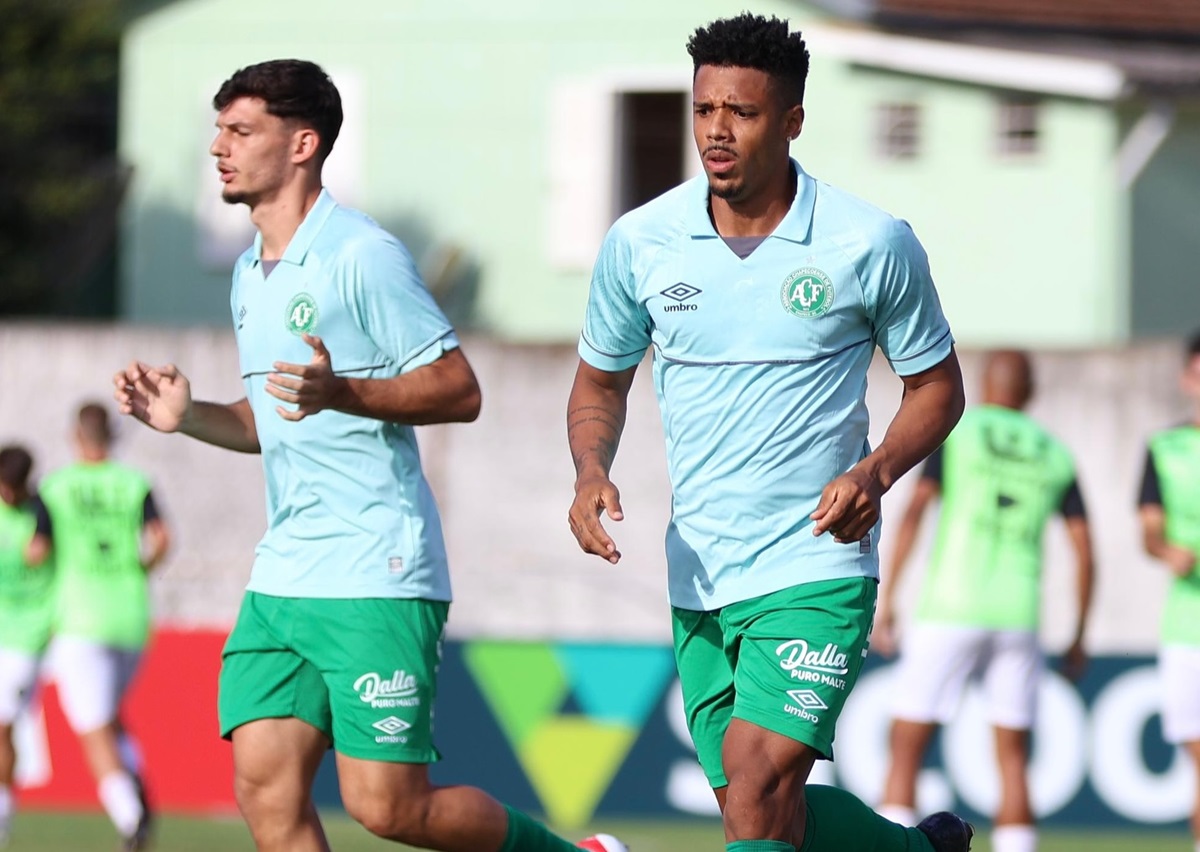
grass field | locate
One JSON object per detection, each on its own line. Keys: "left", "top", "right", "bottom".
{"left": 1, "top": 812, "right": 1191, "bottom": 852}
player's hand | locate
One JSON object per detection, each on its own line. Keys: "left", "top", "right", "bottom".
{"left": 1164, "top": 545, "right": 1197, "bottom": 578}
{"left": 872, "top": 602, "right": 900, "bottom": 657}
{"left": 113, "top": 361, "right": 193, "bottom": 433}
{"left": 568, "top": 473, "right": 624, "bottom": 564}
{"left": 811, "top": 467, "right": 883, "bottom": 544}
{"left": 1060, "top": 637, "right": 1088, "bottom": 681}
{"left": 266, "top": 334, "right": 345, "bottom": 422}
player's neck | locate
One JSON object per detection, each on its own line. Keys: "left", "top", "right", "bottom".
{"left": 251, "top": 178, "right": 323, "bottom": 261}
{"left": 709, "top": 161, "right": 796, "bottom": 238}
{"left": 78, "top": 446, "right": 108, "bottom": 463}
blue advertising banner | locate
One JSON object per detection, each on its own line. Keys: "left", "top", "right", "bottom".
{"left": 312, "top": 642, "right": 1192, "bottom": 830}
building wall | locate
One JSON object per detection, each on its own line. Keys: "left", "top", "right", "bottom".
{"left": 0, "top": 323, "right": 1190, "bottom": 652}
{"left": 1128, "top": 104, "right": 1200, "bottom": 337}
{"left": 119, "top": 0, "right": 1134, "bottom": 346}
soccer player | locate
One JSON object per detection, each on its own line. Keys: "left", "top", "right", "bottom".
{"left": 1138, "top": 330, "right": 1200, "bottom": 852}
{"left": 113, "top": 59, "right": 624, "bottom": 852}
{"left": 567, "top": 14, "right": 971, "bottom": 852}
{"left": 0, "top": 445, "right": 53, "bottom": 846}
{"left": 38, "top": 403, "right": 170, "bottom": 851}
{"left": 874, "top": 350, "right": 1095, "bottom": 852}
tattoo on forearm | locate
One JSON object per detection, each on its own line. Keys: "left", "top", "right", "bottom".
{"left": 568, "top": 405, "right": 623, "bottom": 474}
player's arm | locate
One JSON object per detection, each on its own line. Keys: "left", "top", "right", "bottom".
{"left": 266, "top": 335, "right": 481, "bottom": 425}
{"left": 23, "top": 495, "right": 52, "bottom": 567}
{"left": 140, "top": 491, "right": 171, "bottom": 573}
{"left": 1138, "top": 448, "right": 1196, "bottom": 577}
{"left": 566, "top": 361, "right": 638, "bottom": 564}
{"left": 114, "top": 362, "right": 261, "bottom": 453}
{"left": 873, "top": 458, "right": 941, "bottom": 656}
{"left": 813, "top": 352, "right": 964, "bottom": 542}
{"left": 1060, "top": 479, "right": 1095, "bottom": 679}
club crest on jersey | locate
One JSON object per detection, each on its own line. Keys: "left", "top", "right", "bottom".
{"left": 781, "top": 268, "right": 834, "bottom": 318}
{"left": 285, "top": 293, "right": 319, "bottom": 335}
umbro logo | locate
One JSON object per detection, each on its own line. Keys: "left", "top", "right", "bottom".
{"left": 661, "top": 283, "right": 701, "bottom": 313}
{"left": 236, "top": 305, "right": 247, "bottom": 330}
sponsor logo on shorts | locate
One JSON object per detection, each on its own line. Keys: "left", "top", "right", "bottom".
{"left": 783, "top": 688, "right": 828, "bottom": 722}
{"left": 354, "top": 670, "right": 422, "bottom": 709}
{"left": 372, "top": 716, "right": 411, "bottom": 744}
{"left": 776, "top": 639, "right": 849, "bottom": 690}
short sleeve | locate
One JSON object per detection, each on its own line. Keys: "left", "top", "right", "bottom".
{"left": 1059, "top": 478, "right": 1087, "bottom": 519}
{"left": 30, "top": 495, "right": 52, "bottom": 538}
{"left": 1138, "top": 447, "right": 1162, "bottom": 507}
{"left": 862, "top": 220, "right": 954, "bottom": 376}
{"left": 342, "top": 236, "right": 456, "bottom": 372}
{"left": 142, "top": 491, "right": 161, "bottom": 525}
{"left": 920, "top": 445, "right": 944, "bottom": 485}
{"left": 578, "top": 226, "right": 652, "bottom": 372}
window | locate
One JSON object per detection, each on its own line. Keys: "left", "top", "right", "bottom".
{"left": 997, "top": 96, "right": 1041, "bottom": 155}
{"left": 616, "top": 91, "right": 688, "bottom": 215}
{"left": 876, "top": 103, "right": 920, "bottom": 160}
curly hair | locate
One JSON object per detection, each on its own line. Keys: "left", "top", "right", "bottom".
{"left": 213, "top": 59, "right": 343, "bottom": 163}
{"left": 687, "top": 13, "right": 811, "bottom": 106}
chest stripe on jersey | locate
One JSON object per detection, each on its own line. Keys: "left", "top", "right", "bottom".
{"left": 653, "top": 336, "right": 872, "bottom": 368}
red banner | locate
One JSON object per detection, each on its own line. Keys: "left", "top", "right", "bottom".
{"left": 16, "top": 628, "right": 237, "bottom": 814}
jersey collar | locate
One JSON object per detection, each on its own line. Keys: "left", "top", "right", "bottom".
{"left": 685, "top": 158, "right": 816, "bottom": 245}
{"left": 250, "top": 188, "right": 339, "bottom": 266}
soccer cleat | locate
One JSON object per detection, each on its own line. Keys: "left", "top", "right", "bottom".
{"left": 916, "top": 811, "right": 974, "bottom": 852}
{"left": 577, "top": 834, "right": 630, "bottom": 852}
{"left": 121, "top": 775, "right": 154, "bottom": 851}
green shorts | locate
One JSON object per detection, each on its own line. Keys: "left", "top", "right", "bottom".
{"left": 672, "top": 577, "right": 876, "bottom": 787}
{"left": 218, "top": 592, "right": 448, "bottom": 763}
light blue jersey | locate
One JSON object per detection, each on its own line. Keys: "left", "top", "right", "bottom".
{"left": 231, "top": 189, "right": 454, "bottom": 601}
{"left": 580, "top": 162, "right": 953, "bottom": 611}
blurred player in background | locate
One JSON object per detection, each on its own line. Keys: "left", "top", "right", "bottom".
{"left": 567, "top": 13, "right": 971, "bottom": 852}
{"left": 1138, "top": 331, "right": 1200, "bottom": 852}
{"left": 0, "top": 445, "right": 53, "bottom": 847}
{"left": 38, "top": 403, "right": 170, "bottom": 851}
{"left": 114, "top": 59, "right": 625, "bottom": 852}
{"left": 874, "top": 350, "right": 1095, "bottom": 852}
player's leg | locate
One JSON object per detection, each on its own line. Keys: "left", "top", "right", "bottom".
{"left": 880, "top": 624, "right": 986, "bottom": 825}
{"left": 1159, "top": 645, "right": 1200, "bottom": 852}
{"left": 230, "top": 718, "right": 331, "bottom": 852}
{"left": 800, "top": 785, "right": 971, "bottom": 852}
{"left": 984, "top": 631, "right": 1041, "bottom": 852}
{"left": 47, "top": 635, "right": 147, "bottom": 847}
{"left": 310, "top": 597, "right": 598, "bottom": 851}
{"left": 719, "top": 579, "right": 875, "bottom": 849}
{"left": 0, "top": 647, "right": 39, "bottom": 844}
{"left": 219, "top": 592, "right": 336, "bottom": 852}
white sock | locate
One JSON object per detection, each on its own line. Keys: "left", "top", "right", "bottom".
{"left": 98, "top": 770, "right": 143, "bottom": 837}
{"left": 0, "top": 783, "right": 12, "bottom": 827}
{"left": 877, "top": 804, "right": 917, "bottom": 826}
{"left": 992, "top": 823, "right": 1037, "bottom": 852}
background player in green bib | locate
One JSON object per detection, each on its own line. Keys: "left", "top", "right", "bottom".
{"left": 113, "top": 59, "right": 625, "bottom": 852}
{"left": 0, "top": 445, "right": 53, "bottom": 847}
{"left": 39, "top": 402, "right": 170, "bottom": 851}
{"left": 875, "top": 351, "right": 1095, "bottom": 852}
{"left": 1138, "top": 331, "right": 1200, "bottom": 852}
{"left": 567, "top": 14, "right": 971, "bottom": 852}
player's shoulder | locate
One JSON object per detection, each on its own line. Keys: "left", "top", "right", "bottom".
{"left": 810, "top": 176, "right": 922, "bottom": 260}
{"left": 1150, "top": 422, "right": 1200, "bottom": 450}
{"left": 605, "top": 178, "right": 697, "bottom": 254}
{"left": 316, "top": 203, "right": 416, "bottom": 271}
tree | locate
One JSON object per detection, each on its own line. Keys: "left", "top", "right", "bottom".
{"left": 0, "top": 0, "right": 123, "bottom": 317}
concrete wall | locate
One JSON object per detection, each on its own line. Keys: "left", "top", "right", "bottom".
{"left": 0, "top": 323, "right": 1190, "bottom": 652}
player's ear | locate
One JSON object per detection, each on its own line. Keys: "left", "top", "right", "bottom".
{"left": 785, "top": 104, "right": 804, "bottom": 142}
{"left": 292, "top": 128, "right": 321, "bottom": 165}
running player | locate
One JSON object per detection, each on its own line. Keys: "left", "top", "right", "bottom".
{"left": 38, "top": 403, "right": 170, "bottom": 851}
{"left": 1138, "top": 330, "right": 1200, "bottom": 852}
{"left": 875, "top": 350, "right": 1095, "bottom": 852}
{"left": 567, "top": 13, "right": 971, "bottom": 852}
{"left": 0, "top": 445, "right": 53, "bottom": 847}
{"left": 114, "top": 59, "right": 624, "bottom": 852}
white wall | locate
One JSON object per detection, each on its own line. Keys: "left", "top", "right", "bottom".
{"left": 0, "top": 324, "right": 1188, "bottom": 651}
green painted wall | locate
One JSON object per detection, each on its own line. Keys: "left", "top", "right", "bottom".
{"left": 121, "top": 0, "right": 1143, "bottom": 346}
{"left": 796, "top": 64, "right": 1122, "bottom": 347}
{"left": 1128, "top": 105, "right": 1200, "bottom": 338}
{"left": 118, "top": 0, "right": 822, "bottom": 335}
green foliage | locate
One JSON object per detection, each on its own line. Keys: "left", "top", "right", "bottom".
{"left": 0, "top": 0, "right": 123, "bottom": 316}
